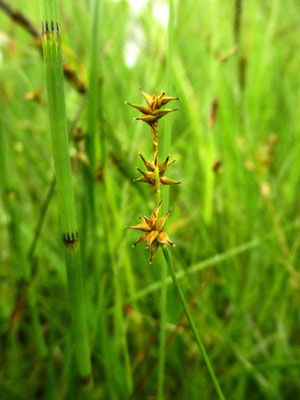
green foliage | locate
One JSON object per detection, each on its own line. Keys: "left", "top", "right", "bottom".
{"left": 0, "top": 0, "right": 300, "bottom": 399}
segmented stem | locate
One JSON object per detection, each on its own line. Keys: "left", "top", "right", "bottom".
{"left": 40, "top": 1, "right": 93, "bottom": 396}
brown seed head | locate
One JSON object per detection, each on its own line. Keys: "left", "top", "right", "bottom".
{"left": 126, "top": 201, "right": 175, "bottom": 263}
{"left": 126, "top": 89, "right": 179, "bottom": 126}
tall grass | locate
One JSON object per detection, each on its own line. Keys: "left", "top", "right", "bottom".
{"left": 0, "top": 0, "right": 300, "bottom": 399}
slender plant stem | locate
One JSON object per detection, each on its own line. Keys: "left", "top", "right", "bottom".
{"left": 83, "top": 0, "right": 103, "bottom": 220}
{"left": 81, "top": 0, "right": 103, "bottom": 276}
{"left": 152, "top": 122, "right": 161, "bottom": 206}
{"left": 39, "top": 0, "right": 93, "bottom": 396}
{"left": 162, "top": 247, "right": 226, "bottom": 400}
{"left": 157, "top": 258, "right": 167, "bottom": 400}
{"left": 158, "top": 2, "right": 174, "bottom": 397}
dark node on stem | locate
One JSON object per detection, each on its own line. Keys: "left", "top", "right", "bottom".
{"left": 213, "top": 160, "right": 222, "bottom": 173}
{"left": 56, "top": 22, "right": 59, "bottom": 33}
{"left": 42, "top": 22, "right": 44, "bottom": 34}
{"left": 51, "top": 21, "right": 54, "bottom": 31}
{"left": 63, "top": 231, "right": 79, "bottom": 247}
{"left": 79, "top": 375, "right": 92, "bottom": 387}
{"left": 45, "top": 21, "right": 49, "bottom": 33}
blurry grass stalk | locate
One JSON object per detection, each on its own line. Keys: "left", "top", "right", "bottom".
{"left": 81, "top": 0, "right": 103, "bottom": 270}
{"left": 158, "top": 0, "right": 174, "bottom": 398}
{"left": 0, "top": 115, "right": 30, "bottom": 281}
{"left": 87, "top": 0, "right": 102, "bottom": 170}
{"left": 0, "top": 107, "right": 47, "bottom": 359}
{"left": 85, "top": 0, "right": 103, "bottom": 213}
{"left": 162, "top": 247, "right": 226, "bottom": 400}
{"left": 39, "top": 0, "right": 93, "bottom": 396}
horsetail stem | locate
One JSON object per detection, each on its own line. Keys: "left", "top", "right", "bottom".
{"left": 39, "top": 0, "right": 93, "bottom": 395}
{"left": 126, "top": 89, "right": 226, "bottom": 399}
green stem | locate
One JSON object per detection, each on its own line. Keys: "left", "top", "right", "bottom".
{"left": 157, "top": 260, "right": 167, "bottom": 400}
{"left": 154, "top": 166, "right": 161, "bottom": 205}
{"left": 39, "top": 0, "right": 93, "bottom": 396}
{"left": 158, "top": 3, "right": 174, "bottom": 397}
{"left": 83, "top": 0, "right": 103, "bottom": 220}
{"left": 162, "top": 247, "right": 226, "bottom": 400}
{"left": 152, "top": 122, "right": 161, "bottom": 207}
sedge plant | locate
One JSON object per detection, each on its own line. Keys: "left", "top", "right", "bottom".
{"left": 126, "top": 89, "right": 225, "bottom": 400}
{"left": 39, "top": 0, "right": 93, "bottom": 397}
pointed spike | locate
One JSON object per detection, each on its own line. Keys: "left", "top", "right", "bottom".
{"left": 157, "top": 232, "right": 175, "bottom": 247}
{"left": 134, "top": 176, "right": 147, "bottom": 183}
{"left": 160, "top": 96, "right": 180, "bottom": 106}
{"left": 126, "top": 102, "right": 152, "bottom": 114}
{"left": 126, "top": 223, "right": 151, "bottom": 231}
{"left": 152, "top": 108, "right": 179, "bottom": 116}
{"left": 167, "top": 159, "right": 176, "bottom": 167}
{"left": 139, "top": 153, "right": 155, "bottom": 171}
{"left": 132, "top": 233, "right": 147, "bottom": 247}
{"left": 135, "top": 114, "right": 157, "bottom": 123}
{"left": 158, "top": 209, "right": 171, "bottom": 231}
{"left": 160, "top": 177, "right": 182, "bottom": 185}
{"left": 151, "top": 200, "right": 163, "bottom": 221}
{"left": 139, "top": 88, "right": 153, "bottom": 106}
{"left": 147, "top": 230, "right": 159, "bottom": 247}
{"left": 156, "top": 92, "right": 166, "bottom": 108}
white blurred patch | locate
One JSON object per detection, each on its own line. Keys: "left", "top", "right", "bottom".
{"left": 128, "top": 0, "right": 148, "bottom": 13}
{"left": 123, "top": 17, "right": 145, "bottom": 68}
{"left": 0, "top": 31, "right": 9, "bottom": 65}
{"left": 124, "top": 40, "right": 139, "bottom": 68}
{"left": 153, "top": 3, "right": 169, "bottom": 27}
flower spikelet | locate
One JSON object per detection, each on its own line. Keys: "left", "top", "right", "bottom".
{"left": 126, "top": 89, "right": 179, "bottom": 126}
{"left": 126, "top": 201, "right": 175, "bottom": 263}
{"left": 135, "top": 154, "right": 181, "bottom": 187}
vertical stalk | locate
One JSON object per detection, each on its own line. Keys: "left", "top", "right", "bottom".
{"left": 152, "top": 122, "right": 161, "bottom": 206}
{"left": 233, "top": 0, "right": 245, "bottom": 92}
{"left": 233, "top": 0, "right": 243, "bottom": 43}
{"left": 81, "top": 0, "right": 102, "bottom": 274}
{"left": 158, "top": 2, "right": 174, "bottom": 397}
{"left": 157, "top": 255, "right": 167, "bottom": 400}
{"left": 0, "top": 104, "right": 47, "bottom": 361}
{"left": 39, "top": 0, "right": 93, "bottom": 396}
{"left": 84, "top": 0, "right": 103, "bottom": 217}
{"left": 162, "top": 247, "right": 226, "bottom": 400}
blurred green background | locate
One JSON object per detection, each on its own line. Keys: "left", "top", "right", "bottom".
{"left": 0, "top": 0, "right": 300, "bottom": 399}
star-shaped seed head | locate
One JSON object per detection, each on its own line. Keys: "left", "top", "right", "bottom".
{"left": 134, "top": 154, "right": 181, "bottom": 187}
{"left": 126, "top": 201, "right": 175, "bottom": 263}
{"left": 125, "top": 89, "right": 179, "bottom": 126}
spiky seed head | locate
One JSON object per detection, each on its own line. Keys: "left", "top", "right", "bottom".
{"left": 128, "top": 89, "right": 180, "bottom": 127}
{"left": 126, "top": 201, "right": 175, "bottom": 263}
